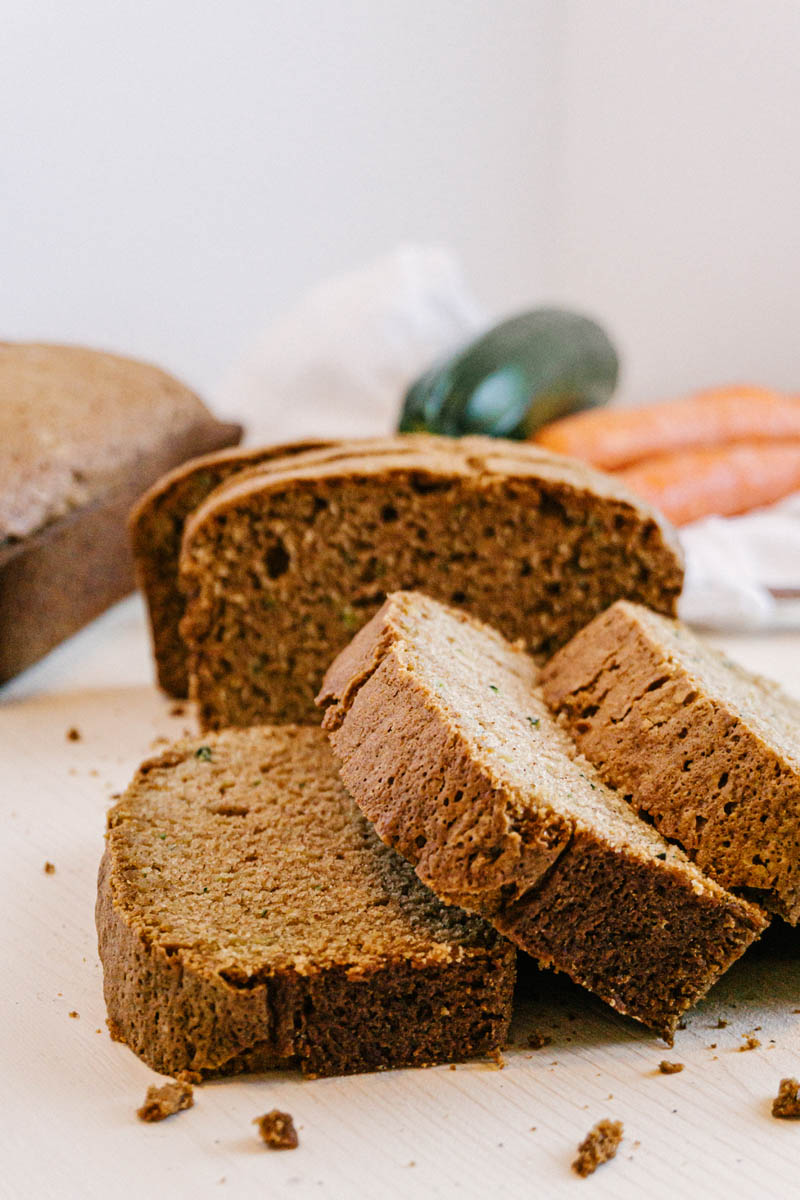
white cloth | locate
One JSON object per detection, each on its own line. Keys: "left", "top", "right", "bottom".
{"left": 215, "top": 244, "right": 487, "bottom": 444}
{"left": 216, "top": 244, "right": 800, "bottom": 632}
{"left": 679, "top": 496, "right": 800, "bottom": 630}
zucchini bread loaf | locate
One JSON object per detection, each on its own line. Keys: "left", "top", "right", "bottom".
{"left": 317, "top": 592, "right": 766, "bottom": 1036}
{"left": 541, "top": 600, "right": 800, "bottom": 923}
{"left": 179, "top": 436, "right": 684, "bottom": 729}
{"left": 97, "top": 723, "right": 514, "bottom": 1079}
{"left": 0, "top": 342, "right": 240, "bottom": 682}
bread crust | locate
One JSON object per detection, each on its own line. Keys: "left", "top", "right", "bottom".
{"left": 542, "top": 600, "right": 800, "bottom": 922}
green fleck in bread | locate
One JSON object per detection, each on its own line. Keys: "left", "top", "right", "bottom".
{"left": 541, "top": 600, "right": 800, "bottom": 923}
{"left": 179, "top": 437, "right": 684, "bottom": 729}
{"left": 317, "top": 592, "right": 767, "bottom": 1037}
{"left": 96, "top": 724, "right": 514, "bottom": 1079}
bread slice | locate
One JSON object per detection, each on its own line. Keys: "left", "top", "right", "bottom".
{"left": 96, "top": 724, "right": 514, "bottom": 1079}
{"left": 541, "top": 600, "right": 800, "bottom": 923}
{"left": 317, "top": 592, "right": 767, "bottom": 1036}
{"left": 0, "top": 341, "right": 241, "bottom": 682}
{"left": 130, "top": 439, "right": 332, "bottom": 696}
{"left": 180, "top": 436, "right": 683, "bottom": 729}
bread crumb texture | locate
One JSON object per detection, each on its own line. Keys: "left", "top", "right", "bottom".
{"left": 572, "top": 1119, "right": 623, "bottom": 1178}
{"left": 772, "top": 1078, "right": 800, "bottom": 1119}
{"left": 137, "top": 1080, "right": 194, "bottom": 1122}
{"left": 658, "top": 1060, "right": 684, "bottom": 1074}
{"left": 254, "top": 1110, "right": 298, "bottom": 1149}
{"left": 43, "top": 861, "right": 55, "bottom": 874}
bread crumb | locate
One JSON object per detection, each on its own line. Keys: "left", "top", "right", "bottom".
{"left": 448, "top": 1064, "right": 457, "bottom": 1071}
{"left": 137, "top": 1080, "right": 194, "bottom": 1122}
{"left": 169, "top": 704, "right": 186, "bottom": 717}
{"left": 68, "top": 1010, "right": 79, "bottom": 1019}
{"left": 739, "top": 1035, "right": 761, "bottom": 1052}
{"left": 176, "top": 1069, "right": 203, "bottom": 1086}
{"left": 66, "top": 727, "right": 81, "bottom": 741}
{"left": 572, "top": 1119, "right": 623, "bottom": 1178}
{"left": 715, "top": 1018, "right": 728, "bottom": 1029}
{"left": 488, "top": 1048, "right": 505, "bottom": 1069}
{"left": 527, "top": 1031, "right": 552, "bottom": 1050}
{"left": 43, "top": 861, "right": 56, "bottom": 874}
{"left": 772, "top": 1078, "right": 800, "bottom": 1119}
{"left": 658, "top": 1061, "right": 684, "bottom": 1074}
{"left": 254, "top": 1110, "right": 298, "bottom": 1149}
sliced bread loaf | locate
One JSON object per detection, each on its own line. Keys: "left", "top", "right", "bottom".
{"left": 317, "top": 592, "right": 766, "bottom": 1036}
{"left": 180, "top": 437, "right": 683, "bottom": 729}
{"left": 541, "top": 600, "right": 800, "bottom": 923}
{"left": 96, "top": 724, "right": 514, "bottom": 1079}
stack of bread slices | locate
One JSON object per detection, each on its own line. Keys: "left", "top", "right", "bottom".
{"left": 97, "top": 434, "right": 800, "bottom": 1080}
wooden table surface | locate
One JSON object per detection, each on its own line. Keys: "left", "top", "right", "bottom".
{"left": 2, "top": 596, "right": 799, "bottom": 1200}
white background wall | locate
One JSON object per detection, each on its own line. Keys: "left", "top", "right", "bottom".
{"left": 2, "top": 1, "right": 799, "bottom": 404}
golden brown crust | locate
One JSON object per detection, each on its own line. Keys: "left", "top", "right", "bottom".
{"left": 541, "top": 600, "right": 800, "bottom": 922}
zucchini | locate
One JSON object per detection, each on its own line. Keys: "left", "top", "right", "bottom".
{"left": 398, "top": 308, "right": 619, "bottom": 439}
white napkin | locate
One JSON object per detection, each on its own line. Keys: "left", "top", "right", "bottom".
{"left": 679, "top": 497, "right": 800, "bottom": 630}
{"left": 215, "top": 244, "right": 487, "bottom": 444}
{"left": 216, "top": 244, "right": 800, "bottom": 633}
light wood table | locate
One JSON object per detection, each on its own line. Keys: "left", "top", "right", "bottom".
{"left": 2, "top": 596, "right": 798, "bottom": 1200}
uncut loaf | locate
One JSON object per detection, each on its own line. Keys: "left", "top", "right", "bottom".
{"left": 542, "top": 600, "right": 800, "bottom": 923}
{"left": 0, "top": 342, "right": 240, "bottom": 682}
{"left": 96, "top": 724, "right": 514, "bottom": 1079}
{"left": 179, "top": 437, "right": 684, "bottom": 729}
{"left": 317, "top": 592, "right": 767, "bottom": 1036}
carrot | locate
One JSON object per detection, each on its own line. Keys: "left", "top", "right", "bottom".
{"left": 616, "top": 440, "right": 800, "bottom": 526}
{"left": 533, "top": 385, "right": 800, "bottom": 469}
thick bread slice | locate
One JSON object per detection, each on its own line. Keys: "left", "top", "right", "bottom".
{"left": 130, "top": 439, "right": 333, "bottom": 696}
{"left": 541, "top": 600, "right": 800, "bottom": 923}
{"left": 131, "top": 432, "right": 607, "bottom": 698}
{"left": 180, "top": 437, "right": 683, "bottom": 729}
{"left": 317, "top": 592, "right": 767, "bottom": 1036}
{"left": 96, "top": 724, "right": 514, "bottom": 1079}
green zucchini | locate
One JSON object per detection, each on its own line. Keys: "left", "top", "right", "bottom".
{"left": 398, "top": 308, "right": 619, "bottom": 439}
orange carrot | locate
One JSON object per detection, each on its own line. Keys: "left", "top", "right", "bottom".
{"left": 616, "top": 440, "right": 800, "bottom": 526}
{"left": 533, "top": 385, "right": 800, "bottom": 470}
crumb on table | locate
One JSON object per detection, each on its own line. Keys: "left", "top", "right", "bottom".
{"left": 772, "top": 1078, "right": 800, "bottom": 1120}
{"left": 572, "top": 1119, "right": 623, "bottom": 1178}
{"left": 527, "top": 1031, "right": 552, "bottom": 1050}
{"left": 43, "top": 861, "right": 56, "bottom": 874}
{"left": 715, "top": 1018, "right": 728, "bottom": 1029}
{"left": 658, "top": 1061, "right": 684, "bottom": 1074}
{"left": 740, "top": 1035, "right": 761, "bottom": 1052}
{"left": 254, "top": 1109, "right": 298, "bottom": 1149}
{"left": 488, "top": 1048, "right": 505, "bottom": 1069}
{"left": 68, "top": 1011, "right": 79, "bottom": 1019}
{"left": 169, "top": 704, "right": 186, "bottom": 717}
{"left": 66, "top": 727, "right": 81, "bottom": 741}
{"left": 137, "top": 1080, "right": 194, "bottom": 1123}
